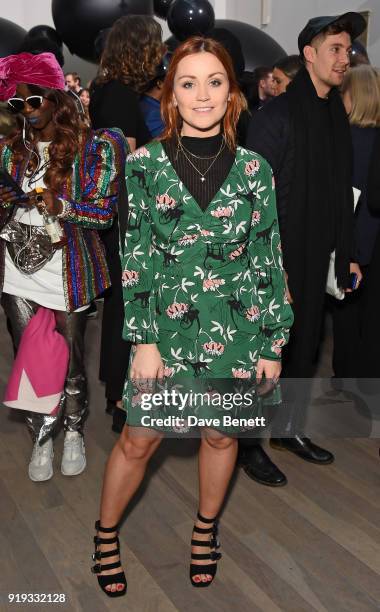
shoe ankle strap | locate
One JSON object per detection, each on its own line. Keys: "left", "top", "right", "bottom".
{"left": 197, "top": 511, "right": 218, "bottom": 524}
{"left": 95, "top": 519, "right": 119, "bottom": 533}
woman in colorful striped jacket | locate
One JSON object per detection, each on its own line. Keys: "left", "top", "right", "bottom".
{"left": 0, "top": 52, "right": 126, "bottom": 482}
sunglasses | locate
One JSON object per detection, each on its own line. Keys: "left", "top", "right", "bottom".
{"left": 7, "top": 95, "right": 44, "bottom": 113}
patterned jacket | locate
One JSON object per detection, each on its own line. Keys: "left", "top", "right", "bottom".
{"left": 0, "top": 128, "right": 127, "bottom": 311}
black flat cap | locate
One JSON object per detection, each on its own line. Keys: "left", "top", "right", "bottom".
{"left": 298, "top": 12, "right": 366, "bottom": 54}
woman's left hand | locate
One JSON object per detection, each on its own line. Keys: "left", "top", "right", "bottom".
{"left": 256, "top": 358, "right": 282, "bottom": 395}
{"left": 256, "top": 358, "right": 281, "bottom": 382}
{"left": 345, "top": 262, "right": 363, "bottom": 293}
{"left": 28, "top": 188, "right": 63, "bottom": 216}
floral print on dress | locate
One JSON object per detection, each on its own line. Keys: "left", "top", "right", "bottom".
{"left": 210, "top": 206, "right": 234, "bottom": 219}
{"left": 202, "top": 277, "right": 226, "bottom": 292}
{"left": 166, "top": 303, "right": 189, "bottom": 319}
{"left": 203, "top": 341, "right": 225, "bottom": 356}
{"left": 156, "top": 193, "right": 177, "bottom": 211}
{"left": 178, "top": 234, "right": 198, "bottom": 246}
{"left": 127, "top": 146, "right": 151, "bottom": 161}
{"left": 245, "top": 159, "right": 260, "bottom": 176}
{"left": 122, "top": 269, "right": 139, "bottom": 287}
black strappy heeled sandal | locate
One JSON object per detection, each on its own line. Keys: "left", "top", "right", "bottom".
{"left": 91, "top": 520, "right": 127, "bottom": 598}
{"left": 190, "top": 511, "right": 222, "bottom": 587}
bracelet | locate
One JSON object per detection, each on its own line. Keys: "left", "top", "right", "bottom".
{"left": 56, "top": 199, "right": 72, "bottom": 219}
{"left": 0, "top": 199, "right": 13, "bottom": 209}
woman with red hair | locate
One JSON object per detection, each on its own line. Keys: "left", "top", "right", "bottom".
{"left": 93, "top": 37, "right": 293, "bottom": 597}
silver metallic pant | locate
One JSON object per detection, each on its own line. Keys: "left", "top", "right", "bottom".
{"left": 1, "top": 293, "right": 88, "bottom": 444}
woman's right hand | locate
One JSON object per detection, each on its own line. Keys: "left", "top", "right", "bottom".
{"left": 0, "top": 186, "right": 28, "bottom": 208}
{"left": 130, "top": 344, "right": 164, "bottom": 390}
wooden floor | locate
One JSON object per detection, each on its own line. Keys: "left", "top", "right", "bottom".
{"left": 0, "top": 307, "right": 379, "bottom": 612}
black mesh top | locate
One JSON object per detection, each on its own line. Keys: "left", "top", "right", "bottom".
{"left": 163, "top": 133, "right": 235, "bottom": 211}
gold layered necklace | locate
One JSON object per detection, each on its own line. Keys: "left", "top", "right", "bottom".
{"left": 177, "top": 136, "right": 226, "bottom": 183}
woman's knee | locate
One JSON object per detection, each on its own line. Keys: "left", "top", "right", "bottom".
{"left": 202, "top": 434, "right": 236, "bottom": 451}
{"left": 118, "top": 428, "right": 161, "bottom": 460}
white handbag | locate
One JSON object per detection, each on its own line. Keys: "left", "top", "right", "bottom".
{"left": 326, "top": 187, "right": 361, "bottom": 300}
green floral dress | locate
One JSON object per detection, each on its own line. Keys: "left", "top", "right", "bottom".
{"left": 121, "top": 140, "right": 293, "bottom": 433}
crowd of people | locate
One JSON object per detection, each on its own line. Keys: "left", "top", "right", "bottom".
{"left": 0, "top": 8, "right": 379, "bottom": 600}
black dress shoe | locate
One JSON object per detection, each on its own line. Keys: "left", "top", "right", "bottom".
{"left": 270, "top": 436, "right": 334, "bottom": 464}
{"left": 238, "top": 445, "right": 287, "bottom": 486}
{"left": 105, "top": 399, "right": 115, "bottom": 415}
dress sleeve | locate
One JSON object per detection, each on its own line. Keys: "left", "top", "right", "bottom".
{"left": 248, "top": 157, "right": 294, "bottom": 361}
{"left": 121, "top": 151, "right": 159, "bottom": 344}
{"left": 59, "top": 131, "right": 126, "bottom": 230}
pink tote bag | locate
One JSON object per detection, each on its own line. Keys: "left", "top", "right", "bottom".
{"left": 4, "top": 306, "right": 69, "bottom": 414}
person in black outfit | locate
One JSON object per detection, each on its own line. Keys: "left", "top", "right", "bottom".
{"left": 331, "top": 65, "right": 380, "bottom": 378}
{"left": 89, "top": 15, "right": 164, "bottom": 431}
{"left": 356, "top": 79, "right": 380, "bottom": 380}
{"left": 241, "top": 12, "right": 366, "bottom": 486}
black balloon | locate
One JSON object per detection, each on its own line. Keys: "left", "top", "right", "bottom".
{"left": 0, "top": 18, "right": 27, "bottom": 57}
{"left": 28, "top": 25, "right": 63, "bottom": 48}
{"left": 350, "top": 39, "right": 370, "bottom": 65}
{"left": 215, "top": 20, "right": 285, "bottom": 72}
{"left": 166, "top": 19, "right": 285, "bottom": 73}
{"left": 20, "top": 36, "right": 65, "bottom": 67}
{"left": 167, "top": 0, "right": 215, "bottom": 41}
{"left": 52, "top": 0, "right": 153, "bottom": 63}
{"left": 154, "top": 0, "right": 174, "bottom": 19}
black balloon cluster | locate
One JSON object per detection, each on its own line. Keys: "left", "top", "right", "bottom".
{"left": 0, "top": 0, "right": 286, "bottom": 74}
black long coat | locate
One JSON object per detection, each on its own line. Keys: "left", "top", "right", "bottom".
{"left": 247, "top": 95, "right": 339, "bottom": 377}
{"left": 359, "top": 129, "right": 380, "bottom": 377}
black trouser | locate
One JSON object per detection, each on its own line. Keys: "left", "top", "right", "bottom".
{"left": 239, "top": 314, "right": 320, "bottom": 451}
{"left": 330, "top": 266, "right": 368, "bottom": 378}
{"left": 99, "top": 218, "right": 131, "bottom": 403}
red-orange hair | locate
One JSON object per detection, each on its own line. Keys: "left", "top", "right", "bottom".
{"left": 160, "top": 36, "right": 247, "bottom": 150}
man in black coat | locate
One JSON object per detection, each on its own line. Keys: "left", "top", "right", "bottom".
{"left": 239, "top": 12, "right": 365, "bottom": 486}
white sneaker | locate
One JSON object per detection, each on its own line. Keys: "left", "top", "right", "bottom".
{"left": 28, "top": 438, "right": 54, "bottom": 482}
{"left": 61, "top": 431, "right": 86, "bottom": 476}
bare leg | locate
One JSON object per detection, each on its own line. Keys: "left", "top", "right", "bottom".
{"left": 192, "top": 429, "right": 238, "bottom": 584}
{"left": 96, "top": 425, "right": 162, "bottom": 593}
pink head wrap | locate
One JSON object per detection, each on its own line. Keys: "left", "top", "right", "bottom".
{"left": 0, "top": 52, "right": 65, "bottom": 101}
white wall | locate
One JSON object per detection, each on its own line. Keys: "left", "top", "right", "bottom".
{"left": 0, "top": 0, "right": 379, "bottom": 83}
{"left": 226, "top": 0, "right": 380, "bottom": 64}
